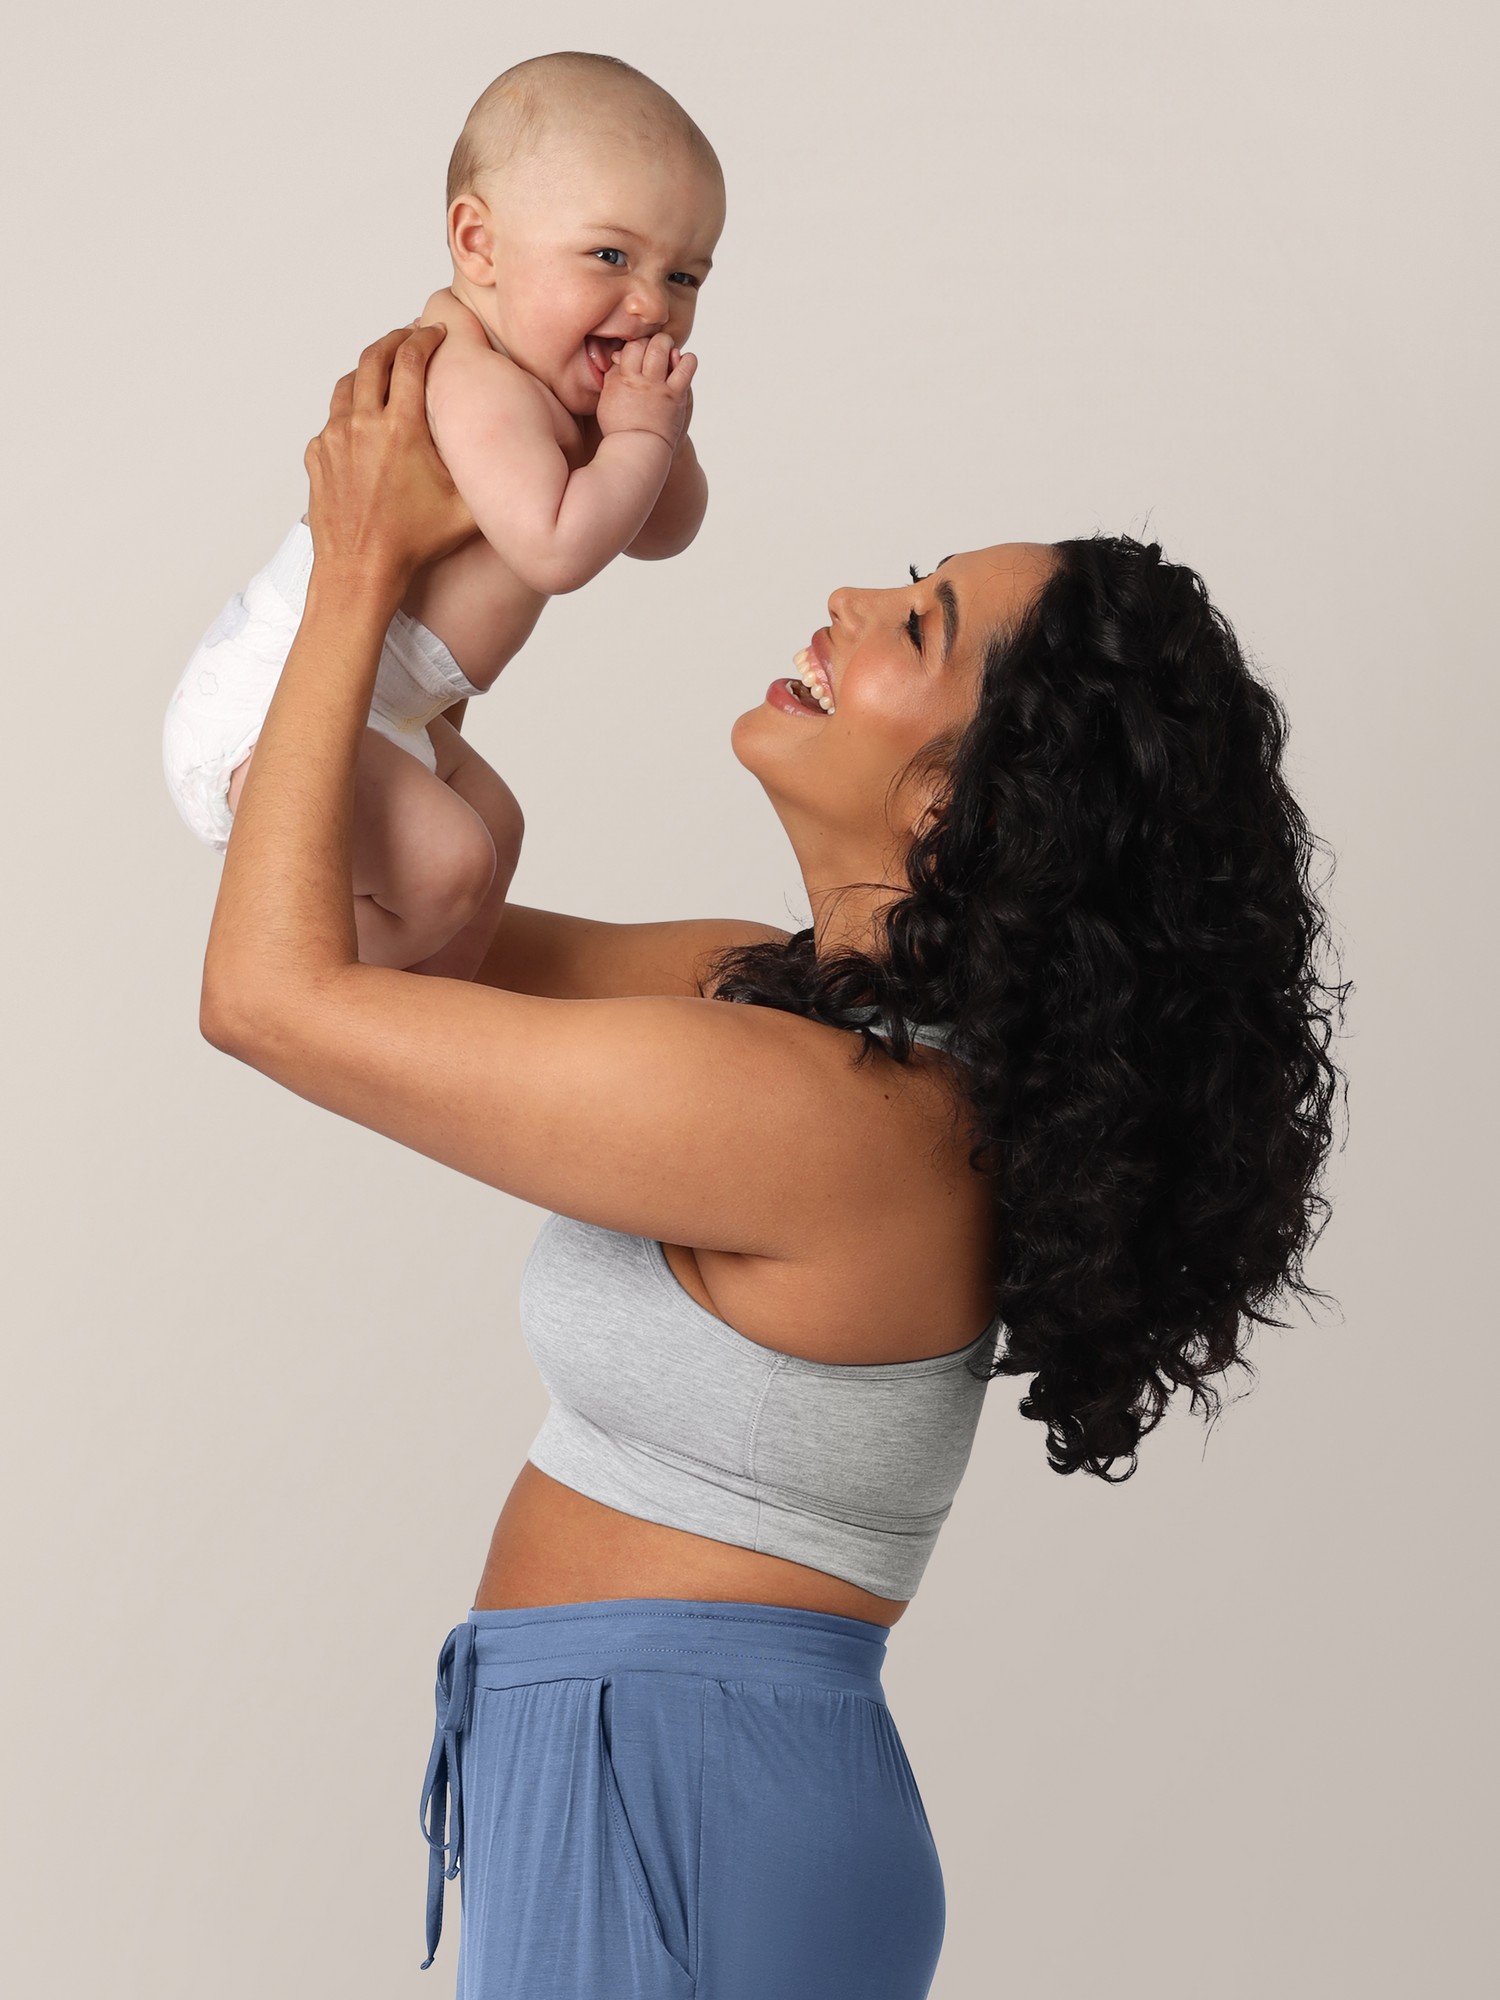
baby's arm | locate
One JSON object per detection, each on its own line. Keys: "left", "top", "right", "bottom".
{"left": 626, "top": 424, "right": 708, "bottom": 561}
{"left": 426, "top": 319, "right": 695, "bottom": 598}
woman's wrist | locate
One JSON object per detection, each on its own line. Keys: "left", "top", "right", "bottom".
{"left": 302, "top": 554, "right": 409, "bottom": 632}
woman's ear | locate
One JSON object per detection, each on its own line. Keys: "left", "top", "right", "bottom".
{"left": 893, "top": 735, "right": 959, "bottom": 846}
{"left": 448, "top": 197, "right": 498, "bottom": 288}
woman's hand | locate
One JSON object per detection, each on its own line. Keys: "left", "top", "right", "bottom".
{"left": 304, "top": 324, "right": 477, "bottom": 607}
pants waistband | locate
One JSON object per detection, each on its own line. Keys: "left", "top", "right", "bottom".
{"left": 464, "top": 1595, "right": 891, "bottom": 1700}
{"left": 418, "top": 1598, "right": 891, "bottom": 1970}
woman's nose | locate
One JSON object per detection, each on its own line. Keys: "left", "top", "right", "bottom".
{"left": 827, "top": 585, "right": 866, "bottom": 628}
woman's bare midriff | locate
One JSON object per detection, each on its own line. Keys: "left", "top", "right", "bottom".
{"left": 474, "top": 1462, "right": 909, "bottom": 1626}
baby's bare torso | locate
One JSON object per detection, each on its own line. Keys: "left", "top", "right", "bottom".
{"left": 399, "top": 290, "right": 595, "bottom": 689}
{"left": 399, "top": 532, "right": 545, "bottom": 692}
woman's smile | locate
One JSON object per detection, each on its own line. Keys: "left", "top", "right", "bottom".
{"left": 765, "top": 672, "right": 829, "bottom": 718}
{"left": 801, "top": 633, "right": 837, "bottom": 708}
{"left": 765, "top": 630, "right": 838, "bottom": 719}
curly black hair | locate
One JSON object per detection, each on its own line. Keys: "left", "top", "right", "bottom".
{"left": 711, "top": 535, "right": 1345, "bottom": 1479}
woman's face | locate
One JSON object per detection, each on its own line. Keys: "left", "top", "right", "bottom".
{"left": 733, "top": 544, "right": 1055, "bottom": 869}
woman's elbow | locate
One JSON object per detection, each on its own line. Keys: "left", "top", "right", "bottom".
{"left": 199, "top": 969, "right": 258, "bottom": 1061}
{"left": 199, "top": 951, "right": 284, "bottom": 1064}
{"left": 200, "top": 956, "right": 356, "bottom": 1073}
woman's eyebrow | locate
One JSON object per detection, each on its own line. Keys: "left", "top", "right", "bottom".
{"left": 935, "top": 579, "right": 960, "bottom": 659}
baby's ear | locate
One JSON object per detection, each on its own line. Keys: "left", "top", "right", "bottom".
{"left": 448, "top": 196, "right": 498, "bottom": 287}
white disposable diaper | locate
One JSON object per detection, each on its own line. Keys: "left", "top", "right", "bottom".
{"left": 162, "top": 521, "right": 483, "bottom": 851}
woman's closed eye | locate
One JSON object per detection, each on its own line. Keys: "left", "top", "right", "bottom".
{"left": 905, "top": 605, "right": 925, "bottom": 653}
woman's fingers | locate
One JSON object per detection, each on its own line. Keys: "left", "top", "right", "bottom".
{"left": 352, "top": 327, "right": 411, "bottom": 417}
{"left": 389, "top": 323, "right": 447, "bottom": 424}
{"left": 303, "top": 322, "right": 476, "bottom": 594}
{"left": 328, "top": 368, "right": 357, "bottom": 423}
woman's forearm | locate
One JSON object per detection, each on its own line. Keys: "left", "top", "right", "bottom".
{"left": 198, "top": 325, "right": 475, "bottom": 1057}
{"left": 201, "top": 566, "right": 400, "bottom": 1043}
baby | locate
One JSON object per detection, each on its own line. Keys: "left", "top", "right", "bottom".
{"left": 164, "top": 53, "right": 724, "bottom": 977}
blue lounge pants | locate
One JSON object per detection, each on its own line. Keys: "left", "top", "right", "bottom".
{"left": 420, "top": 1598, "right": 946, "bottom": 1998}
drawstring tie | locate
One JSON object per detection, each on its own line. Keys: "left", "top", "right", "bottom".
{"left": 419, "top": 1621, "right": 476, "bottom": 1970}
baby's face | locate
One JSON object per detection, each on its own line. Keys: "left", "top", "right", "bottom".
{"left": 475, "top": 136, "right": 724, "bottom": 417}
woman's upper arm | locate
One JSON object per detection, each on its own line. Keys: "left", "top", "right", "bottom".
{"left": 212, "top": 970, "right": 898, "bottom": 1258}
{"left": 476, "top": 906, "right": 790, "bottom": 1000}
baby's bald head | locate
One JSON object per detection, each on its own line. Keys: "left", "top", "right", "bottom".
{"left": 447, "top": 52, "right": 721, "bottom": 208}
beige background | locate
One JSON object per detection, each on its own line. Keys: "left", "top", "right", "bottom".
{"left": 2, "top": 1, "right": 1495, "bottom": 1993}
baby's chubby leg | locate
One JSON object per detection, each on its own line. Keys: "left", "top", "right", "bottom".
{"left": 408, "top": 714, "right": 523, "bottom": 979}
{"left": 345, "top": 726, "right": 506, "bottom": 972}
{"left": 228, "top": 725, "right": 518, "bottom": 973}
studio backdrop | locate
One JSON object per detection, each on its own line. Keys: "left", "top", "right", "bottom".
{"left": 0, "top": 2, "right": 1494, "bottom": 1995}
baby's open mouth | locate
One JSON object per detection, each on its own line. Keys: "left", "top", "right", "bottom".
{"left": 584, "top": 335, "right": 625, "bottom": 383}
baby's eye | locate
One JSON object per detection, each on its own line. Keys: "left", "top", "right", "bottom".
{"left": 668, "top": 270, "right": 700, "bottom": 289}
{"left": 592, "top": 248, "right": 627, "bottom": 267}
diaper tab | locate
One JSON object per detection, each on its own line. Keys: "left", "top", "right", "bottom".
{"left": 262, "top": 521, "right": 315, "bottom": 615}
{"left": 372, "top": 611, "right": 485, "bottom": 733}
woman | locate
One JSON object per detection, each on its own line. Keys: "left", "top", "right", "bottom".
{"left": 202, "top": 327, "right": 1342, "bottom": 1999}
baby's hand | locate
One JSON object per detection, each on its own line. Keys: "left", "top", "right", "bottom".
{"left": 596, "top": 332, "right": 697, "bottom": 452}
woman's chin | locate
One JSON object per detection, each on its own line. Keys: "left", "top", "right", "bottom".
{"left": 732, "top": 687, "right": 825, "bottom": 770}
{"left": 731, "top": 698, "right": 800, "bottom": 774}
{"left": 729, "top": 704, "right": 762, "bottom": 772}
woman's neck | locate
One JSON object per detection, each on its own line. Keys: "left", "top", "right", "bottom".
{"left": 807, "top": 880, "right": 905, "bottom": 962}
{"left": 784, "top": 811, "right": 914, "bottom": 962}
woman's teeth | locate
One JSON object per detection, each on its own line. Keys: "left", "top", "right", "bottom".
{"left": 792, "top": 647, "right": 835, "bottom": 713}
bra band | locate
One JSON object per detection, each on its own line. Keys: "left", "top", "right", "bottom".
{"left": 838, "top": 1007, "right": 955, "bottom": 1053}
